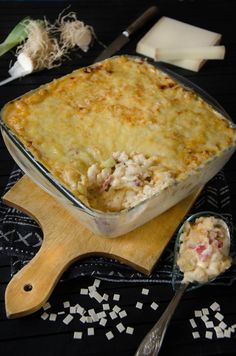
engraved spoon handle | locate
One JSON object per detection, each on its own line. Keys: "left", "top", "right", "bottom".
{"left": 135, "top": 283, "right": 188, "bottom": 356}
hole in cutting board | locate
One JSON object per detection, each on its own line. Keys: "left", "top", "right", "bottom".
{"left": 23, "top": 284, "right": 33, "bottom": 292}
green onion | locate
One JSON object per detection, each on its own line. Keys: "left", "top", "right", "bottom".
{"left": 0, "top": 17, "right": 31, "bottom": 57}
{"left": 102, "top": 157, "right": 116, "bottom": 168}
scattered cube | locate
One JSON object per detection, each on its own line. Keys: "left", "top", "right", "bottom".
{"left": 116, "top": 322, "right": 125, "bottom": 333}
{"left": 205, "top": 321, "right": 214, "bottom": 329}
{"left": 41, "top": 312, "right": 49, "bottom": 320}
{"left": 87, "top": 327, "right": 95, "bottom": 336}
{"left": 49, "top": 313, "right": 57, "bottom": 322}
{"left": 150, "top": 302, "right": 159, "bottom": 311}
{"left": 141, "top": 288, "right": 149, "bottom": 295}
{"left": 63, "top": 314, "right": 74, "bottom": 325}
{"left": 136, "top": 302, "right": 143, "bottom": 310}
{"left": 102, "top": 304, "right": 110, "bottom": 311}
{"left": 224, "top": 329, "right": 231, "bottom": 338}
{"left": 99, "top": 318, "right": 107, "bottom": 327}
{"left": 93, "top": 279, "right": 101, "bottom": 288}
{"left": 119, "top": 310, "right": 127, "bottom": 319}
{"left": 103, "top": 293, "right": 109, "bottom": 301}
{"left": 109, "top": 311, "right": 118, "bottom": 320}
{"left": 194, "top": 310, "right": 202, "bottom": 318}
{"left": 73, "top": 331, "right": 83, "bottom": 339}
{"left": 43, "top": 302, "right": 51, "bottom": 311}
{"left": 63, "top": 301, "right": 70, "bottom": 308}
{"left": 113, "top": 305, "right": 121, "bottom": 313}
{"left": 210, "top": 302, "right": 220, "bottom": 312}
{"left": 189, "top": 318, "right": 197, "bottom": 328}
{"left": 219, "top": 321, "right": 227, "bottom": 330}
{"left": 202, "top": 308, "right": 209, "bottom": 315}
{"left": 192, "top": 331, "right": 200, "bottom": 339}
{"left": 126, "top": 327, "right": 134, "bottom": 335}
{"left": 215, "top": 312, "right": 224, "bottom": 321}
{"left": 106, "top": 331, "right": 114, "bottom": 340}
{"left": 205, "top": 331, "right": 213, "bottom": 339}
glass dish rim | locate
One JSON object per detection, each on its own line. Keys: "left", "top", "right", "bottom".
{"left": 0, "top": 54, "right": 236, "bottom": 218}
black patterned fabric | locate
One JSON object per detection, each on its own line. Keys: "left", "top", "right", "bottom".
{"left": 0, "top": 167, "right": 235, "bottom": 286}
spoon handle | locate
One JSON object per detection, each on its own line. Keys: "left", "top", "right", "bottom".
{"left": 135, "top": 283, "right": 188, "bottom": 356}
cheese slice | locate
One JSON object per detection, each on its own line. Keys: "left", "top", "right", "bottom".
{"left": 136, "top": 17, "right": 222, "bottom": 71}
{"left": 155, "top": 46, "right": 225, "bottom": 61}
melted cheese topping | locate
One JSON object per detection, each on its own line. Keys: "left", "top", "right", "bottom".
{"left": 2, "top": 56, "right": 236, "bottom": 211}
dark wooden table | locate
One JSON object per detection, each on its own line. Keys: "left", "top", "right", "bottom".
{"left": 0, "top": 1, "right": 236, "bottom": 355}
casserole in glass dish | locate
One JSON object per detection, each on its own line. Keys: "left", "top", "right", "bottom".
{"left": 1, "top": 55, "right": 235, "bottom": 237}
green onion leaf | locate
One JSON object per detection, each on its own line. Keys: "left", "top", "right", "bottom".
{"left": 0, "top": 16, "right": 31, "bottom": 57}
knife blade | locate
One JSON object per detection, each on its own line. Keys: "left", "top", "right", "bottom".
{"left": 94, "top": 6, "right": 159, "bottom": 62}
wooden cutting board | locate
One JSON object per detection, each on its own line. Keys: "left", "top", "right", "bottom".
{"left": 3, "top": 175, "right": 202, "bottom": 318}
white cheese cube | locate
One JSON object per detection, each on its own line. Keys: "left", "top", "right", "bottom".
{"left": 113, "top": 294, "right": 120, "bottom": 301}
{"left": 106, "top": 331, "right": 114, "bottom": 340}
{"left": 126, "top": 326, "right": 134, "bottom": 335}
{"left": 206, "top": 321, "right": 214, "bottom": 328}
{"left": 80, "top": 316, "right": 87, "bottom": 324}
{"left": 103, "top": 293, "right": 109, "bottom": 301}
{"left": 102, "top": 303, "right": 110, "bottom": 311}
{"left": 215, "top": 312, "right": 224, "bottom": 321}
{"left": 113, "top": 305, "right": 121, "bottom": 313}
{"left": 49, "top": 313, "right": 57, "bottom": 321}
{"left": 219, "top": 321, "right": 227, "bottom": 330}
{"left": 202, "top": 308, "right": 210, "bottom": 315}
{"left": 141, "top": 288, "right": 149, "bottom": 295}
{"left": 87, "top": 327, "right": 95, "bottom": 336}
{"left": 116, "top": 322, "right": 125, "bottom": 333}
{"left": 109, "top": 311, "right": 118, "bottom": 320}
{"left": 80, "top": 288, "right": 88, "bottom": 295}
{"left": 119, "top": 310, "right": 127, "bottom": 319}
{"left": 63, "top": 314, "right": 74, "bottom": 325}
{"left": 99, "top": 318, "right": 107, "bottom": 327}
{"left": 93, "top": 279, "right": 101, "bottom": 288}
{"left": 70, "top": 306, "right": 77, "bottom": 314}
{"left": 224, "top": 329, "right": 231, "bottom": 338}
{"left": 192, "top": 331, "right": 200, "bottom": 339}
{"left": 150, "top": 302, "right": 159, "bottom": 311}
{"left": 194, "top": 310, "right": 202, "bottom": 318}
{"left": 205, "top": 331, "right": 213, "bottom": 339}
{"left": 210, "top": 302, "right": 220, "bottom": 311}
{"left": 73, "top": 331, "right": 83, "bottom": 339}
{"left": 135, "top": 302, "right": 143, "bottom": 310}
{"left": 189, "top": 318, "right": 197, "bottom": 328}
{"left": 43, "top": 302, "right": 51, "bottom": 311}
{"left": 63, "top": 301, "right": 70, "bottom": 308}
{"left": 41, "top": 312, "right": 49, "bottom": 320}
{"left": 201, "top": 315, "right": 209, "bottom": 323}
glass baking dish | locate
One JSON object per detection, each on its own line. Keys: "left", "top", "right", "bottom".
{"left": 1, "top": 56, "right": 236, "bottom": 237}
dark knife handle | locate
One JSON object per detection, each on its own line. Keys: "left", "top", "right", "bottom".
{"left": 124, "top": 6, "right": 159, "bottom": 37}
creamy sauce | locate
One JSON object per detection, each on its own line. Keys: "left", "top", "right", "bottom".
{"left": 83, "top": 151, "right": 174, "bottom": 211}
{"left": 177, "top": 216, "right": 231, "bottom": 284}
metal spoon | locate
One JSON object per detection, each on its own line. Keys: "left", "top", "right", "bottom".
{"left": 135, "top": 212, "right": 231, "bottom": 356}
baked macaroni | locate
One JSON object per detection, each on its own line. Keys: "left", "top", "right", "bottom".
{"left": 2, "top": 56, "right": 236, "bottom": 212}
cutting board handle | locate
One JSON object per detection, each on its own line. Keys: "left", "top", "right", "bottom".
{"left": 5, "top": 242, "right": 75, "bottom": 318}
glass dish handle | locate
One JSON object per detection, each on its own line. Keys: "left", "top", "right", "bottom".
{"left": 135, "top": 283, "right": 187, "bottom": 356}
